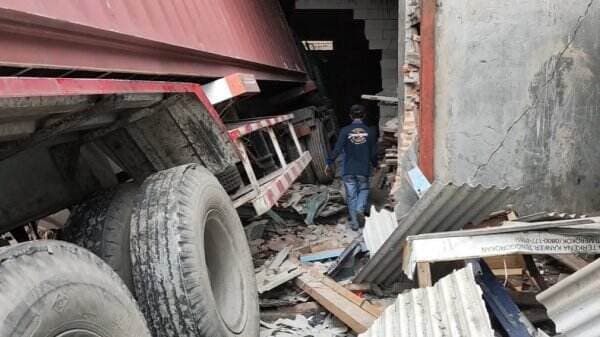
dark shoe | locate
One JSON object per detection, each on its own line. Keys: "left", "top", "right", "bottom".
{"left": 357, "top": 212, "right": 366, "bottom": 228}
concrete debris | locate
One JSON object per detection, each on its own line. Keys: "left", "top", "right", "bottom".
{"left": 359, "top": 264, "right": 494, "bottom": 337}
{"left": 276, "top": 183, "right": 347, "bottom": 223}
{"left": 260, "top": 315, "right": 351, "bottom": 337}
{"left": 256, "top": 247, "right": 304, "bottom": 294}
{"left": 304, "top": 190, "right": 330, "bottom": 225}
{"left": 326, "top": 238, "right": 366, "bottom": 280}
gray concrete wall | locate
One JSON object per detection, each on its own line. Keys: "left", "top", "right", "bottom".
{"left": 434, "top": 0, "right": 600, "bottom": 213}
{"left": 297, "top": 0, "right": 399, "bottom": 129}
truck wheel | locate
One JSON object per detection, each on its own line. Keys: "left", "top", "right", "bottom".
{"left": 306, "top": 120, "right": 333, "bottom": 184}
{"left": 131, "top": 164, "right": 259, "bottom": 337}
{"left": 62, "top": 184, "right": 138, "bottom": 291}
{"left": 215, "top": 164, "right": 243, "bottom": 193}
{"left": 0, "top": 240, "right": 150, "bottom": 337}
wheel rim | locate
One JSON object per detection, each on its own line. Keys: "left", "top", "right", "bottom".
{"left": 203, "top": 209, "right": 247, "bottom": 333}
{"left": 55, "top": 330, "right": 102, "bottom": 337}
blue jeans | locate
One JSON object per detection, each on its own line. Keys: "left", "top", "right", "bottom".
{"left": 343, "top": 175, "right": 369, "bottom": 228}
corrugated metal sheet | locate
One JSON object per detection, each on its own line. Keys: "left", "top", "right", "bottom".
{"left": 355, "top": 182, "right": 518, "bottom": 285}
{"left": 359, "top": 264, "right": 494, "bottom": 337}
{"left": 0, "top": 0, "right": 306, "bottom": 82}
{"left": 537, "top": 257, "right": 600, "bottom": 337}
{"left": 363, "top": 206, "right": 398, "bottom": 255}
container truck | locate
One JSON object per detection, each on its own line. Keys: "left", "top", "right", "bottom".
{"left": 0, "top": 1, "right": 321, "bottom": 336}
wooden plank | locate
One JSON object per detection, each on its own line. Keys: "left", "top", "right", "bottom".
{"left": 492, "top": 268, "right": 523, "bottom": 277}
{"left": 317, "top": 275, "right": 383, "bottom": 317}
{"left": 295, "top": 272, "right": 378, "bottom": 333}
{"left": 268, "top": 246, "right": 291, "bottom": 270}
{"left": 256, "top": 260, "right": 303, "bottom": 294}
{"left": 523, "top": 255, "right": 549, "bottom": 291}
{"left": 417, "top": 262, "right": 432, "bottom": 287}
{"left": 343, "top": 283, "right": 372, "bottom": 293}
{"left": 550, "top": 254, "right": 589, "bottom": 272}
{"left": 484, "top": 255, "right": 525, "bottom": 270}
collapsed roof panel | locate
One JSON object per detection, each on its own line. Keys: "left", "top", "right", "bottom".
{"left": 359, "top": 264, "right": 494, "bottom": 337}
{"left": 537, "top": 257, "right": 600, "bottom": 336}
{"left": 355, "top": 182, "right": 519, "bottom": 285}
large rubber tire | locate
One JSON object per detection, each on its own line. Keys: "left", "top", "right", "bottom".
{"left": 215, "top": 164, "right": 243, "bottom": 193}
{"left": 131, "top": 164, "right": 259, "bottom": 337}
{"left": 306, "top": 120, "right": 333, "bottom": 184}
{"left": 62, "top": 184, "right": 138, "bottom": 291}
{"left": 0, "top": 240, "right": 150, "bottom": 337}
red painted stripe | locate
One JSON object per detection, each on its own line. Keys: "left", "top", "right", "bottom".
{"left": 0, "top": 77, "right": 227, "bottom": 132}
{"left": 266, "top": 190, "right": 275, "bottom": 206}
{"left": 420, "top": 0, "right": 436, "bottom": 181}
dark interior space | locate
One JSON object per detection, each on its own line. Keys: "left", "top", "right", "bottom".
{"left": 290, "top": 10, "right": 382, "bottom": 128}
{"left": 284, "top": 8, "right": 383, "bottom": 128}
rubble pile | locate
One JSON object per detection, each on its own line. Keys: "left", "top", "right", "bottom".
{"left": 260, "top": 315, "right": 351, "bottom": 337}
{"left": 251, "top": 176, "right": 600, "bottom": 337}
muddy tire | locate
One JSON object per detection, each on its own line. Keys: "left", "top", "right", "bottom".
{"left": 306, "top": 120, "right": 333, "bottom": 184}
{"left": 215, "top": 164, "right": 243, "bottom": 193}
{"left": 0, "top": 240, "right": 150, "bottom": 337}
{"left": 131, "top": 164, "right": 259, "bottom": 337}
{"left": 62, "top": 184, "right": 138, "bottom": 291}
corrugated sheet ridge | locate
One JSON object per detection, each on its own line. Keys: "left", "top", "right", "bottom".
{"left": 537, "top": 257, "right": 600, "bottom": 335}
{"left": 355, "top": 182, "right": 519, "bottom": 285}
{"left": 359, "top": 265, "right": 494, "bottom": 337}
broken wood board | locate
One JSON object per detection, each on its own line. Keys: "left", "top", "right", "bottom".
{"left": 269, "top": 246, "right": 291, "bottom": 270}
{"left": 550, "top": 254, "right": 589, "bottom": 271}
{"left": 260, "top": 302, "right": 322, "bottom": 322}
{"left": 360, "top": 94, "right": 399, "bottom": 105}
{"left": 257, "top": 260, "right": 303, "bottom": 293}
{"left": 492, "top": 268, "right": 523, "bottom": 277}
{"left": 403, "top": 230, "right": 600, "bottom": 279}
{"left": 417, "top": 262, "right": 432, "bottom": 288}
{"left": 295, "top": 271, "right": 382, "bottom": 333}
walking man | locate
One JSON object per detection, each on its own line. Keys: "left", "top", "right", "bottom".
{"left": 326, "top": 104, "right": 378, "bottom": 231}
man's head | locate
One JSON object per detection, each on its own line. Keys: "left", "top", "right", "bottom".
{"left": 350, "top": 104, "right": 366, "bottom": 120}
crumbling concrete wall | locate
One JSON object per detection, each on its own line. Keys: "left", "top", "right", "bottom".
{"left": 296, "top": 0, "right": 398, "bottom": 129}
{"left": 434, "top": 0, "right": 600, "bottom": 213}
